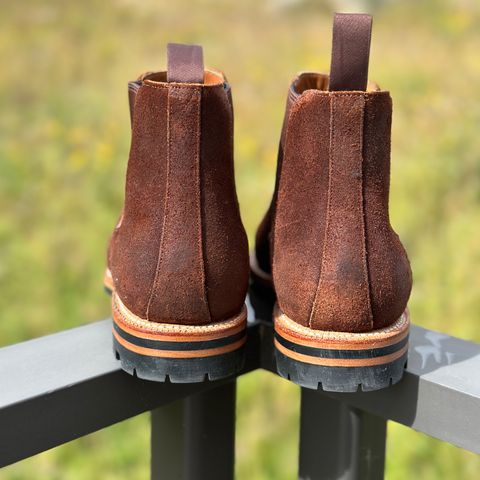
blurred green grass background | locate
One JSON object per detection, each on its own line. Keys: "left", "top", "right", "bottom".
{"left": 1, "top": 0, "right": 479, "bottom": 478}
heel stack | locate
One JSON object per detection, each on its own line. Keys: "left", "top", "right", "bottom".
{"left": 112, "top": 293, "right": 247, "bottom": 382}
{"left": 273, "top": 304, "right": 409, "bottom": 392}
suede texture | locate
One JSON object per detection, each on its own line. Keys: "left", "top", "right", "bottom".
{"left": 254, "top": 92, "right": 293, "bottom": 275}
{"left": 200, "top": 85, "right": 250, "bottom": 321}
{"left": 273, "top": 91, "right": 331, "bottom": 325}
{"left": 108, "top": 76, "right": 248, "bottom": 325}
{"left": 362, "top": 93, "right": 412, "bottom": 330}
{"left": 309, "top": 94, "right": 373, "bottom": 332}
{"left": 146, "top": 84, "right": 211, "bottom": 323}
{"left": 256, "top": 76, "right": 412, "bottom": 333}
{"left": 109, "top": 83, "right": 169, "bottom": 318}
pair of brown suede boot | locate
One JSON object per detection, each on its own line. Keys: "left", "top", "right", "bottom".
{"left": 105, "top": 14, "right": 412, "bottom": 393}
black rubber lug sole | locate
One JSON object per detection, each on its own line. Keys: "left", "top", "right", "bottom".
{"left": 275, "top": 348, "right": 408, "bottom": 392}
{"left": 113, "top": 337, "right": 245, "bottom": 383}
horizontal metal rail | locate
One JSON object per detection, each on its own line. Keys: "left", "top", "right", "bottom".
{"left": 0, "top": 295, "right": 479, "bottom": 475}
{"left": 260, "top": 317, "right": 480, "bottom": 455}
{"left": 0, "top": 318, "right": 260, "bottom": 468}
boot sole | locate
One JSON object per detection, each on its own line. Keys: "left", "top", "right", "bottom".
{"left": 273, "top": 303, "right": 409, "bottom": 392}
{"left": 105, "top": 270, "right": 247, "bottom": 382}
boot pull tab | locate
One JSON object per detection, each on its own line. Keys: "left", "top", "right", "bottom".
{"left": 167, "top": 43, "right": 204, "bottom": 84}
{"left": 329, "top": 13, "right": 372, "bottom": 91}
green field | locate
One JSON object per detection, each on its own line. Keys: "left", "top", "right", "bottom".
{"left": 1, "top": 0, "right": 479, "bottom": 478}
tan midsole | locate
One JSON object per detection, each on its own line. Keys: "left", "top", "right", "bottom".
{"left": 274, "top": 303, "right": 409, "bottom": 351}
{"left": 275, "top": 338, "right": 408, "bottom": 367}
{"left": 113, "top": 328, "right": 246, "bottom": 358}
{"left": 112, "top": 291, "right": 247, "bottom": 342}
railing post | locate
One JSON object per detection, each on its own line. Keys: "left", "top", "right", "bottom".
{"left": 298, "top": 388, "right": 387, "bottom": 480}
{"left": 151, "top": 380, "right": 236, "bottom": 480}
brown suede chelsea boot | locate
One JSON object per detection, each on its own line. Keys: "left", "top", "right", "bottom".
{"left": 252, "top": 14, "right": 412, "bottom": 392}
{"left": 104, "top": 43, "right": 249, "bottom": 382}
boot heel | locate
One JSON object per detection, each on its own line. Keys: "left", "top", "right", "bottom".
{"left": 273, "top": 304, "right": 409, "bottom": 392}
{"left": 112, "top": 293, "right": 247, "bottom": 383}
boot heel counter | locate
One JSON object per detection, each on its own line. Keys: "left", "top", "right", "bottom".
{"left": 363, "top": 92, "right": 412, "bottom": 330}
{"left": 111, "top": 81, "right": 211, "bottom": 324}
{"left": 308, "top": 251, "right": 374, "bottom": 333}
{"left": 146, "top": 84, "right": 211, "bottom": 324}
{"left": 308, "top": 93, "right": 373, "bottom": 333}
{"left": 307, "top": 235, "right": 412, "bottom": 334}
{"left": 367, "top": 230, "right": 412, "bottom": 330}
{"left": 200, "top": 85, "right": 249, "bottom": 321}
{"left": 109, "top": 45, "right": 248, "bottom": 326}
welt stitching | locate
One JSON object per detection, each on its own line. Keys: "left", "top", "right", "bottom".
{"left": 310, "top": 91, "right": 389, "bottom": 99}
{"left": 142, "top": 82, "right": 222, "bottom": 91}
{"left": 308, "top": 95, "right": 335, "bottom": 328}
{"left": 357, "top": 96, "right": 374, "bottom": 329}
{"left": 329, "top": 93, "right": 366, "bottom": 97}
{"left": 146, "top": 88, "right": 172, "bottom": 320}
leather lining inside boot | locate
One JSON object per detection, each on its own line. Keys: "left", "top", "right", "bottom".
{"left": 141, "top": 69, "right": 225, "bottom": 86}
{"left": 290, "top": 72, "right": 381, "bottom": 99}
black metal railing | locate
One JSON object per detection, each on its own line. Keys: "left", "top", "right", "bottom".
{"left": 1, "top": 293, "right": 479, "bottom": 479}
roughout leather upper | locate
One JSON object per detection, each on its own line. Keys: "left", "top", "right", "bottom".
{"left": 108, "top": 71, "right": 249, "bottom": 325}
{"left": 255, "top": 73, "right": 412, "bottom": 333}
